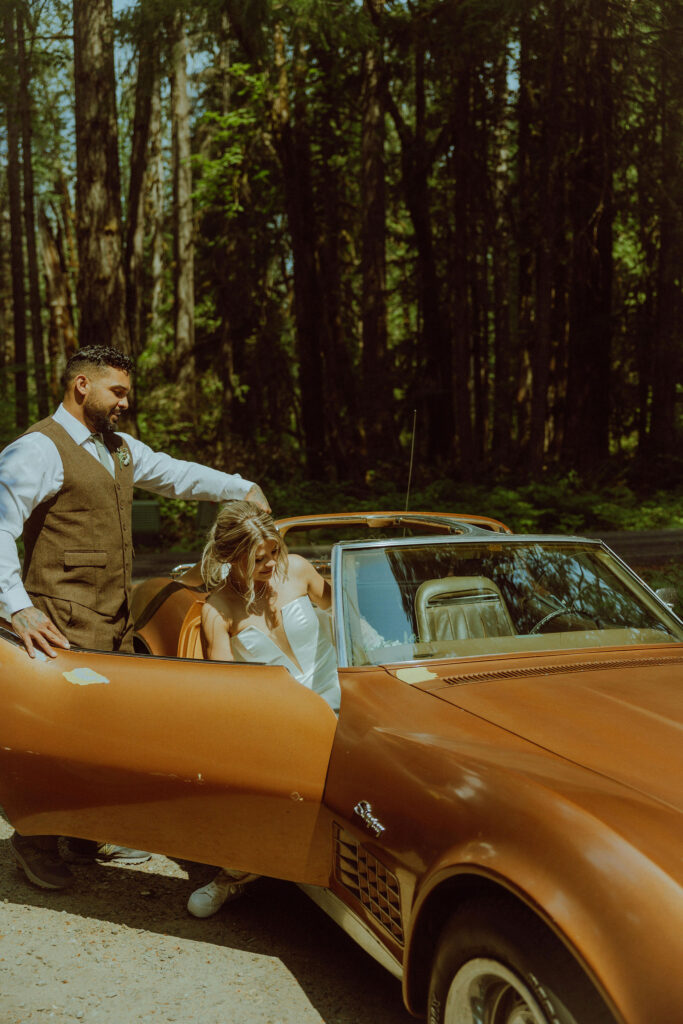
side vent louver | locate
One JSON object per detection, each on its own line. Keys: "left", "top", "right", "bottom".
{"left": 334, "top": 825, "right": 404, "bottom": 944}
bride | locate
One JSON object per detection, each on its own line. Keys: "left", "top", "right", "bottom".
{"left": 187, "top": 500, "right": 340, "bottom": 918}
{"left": 200, "top": 500, "right": 340, "bottom": 711}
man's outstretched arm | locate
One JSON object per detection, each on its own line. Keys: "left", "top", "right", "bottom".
{"left": 244, "top": 483, "right": 270, "bottom": 511}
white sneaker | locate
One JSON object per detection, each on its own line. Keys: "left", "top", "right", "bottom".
{"left": 187, "top": 869, "right": 258, "bottom": 918}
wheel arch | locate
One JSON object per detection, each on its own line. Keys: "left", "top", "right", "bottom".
{"left": 403, "top": 872, "right": 619, "bottom": 1021}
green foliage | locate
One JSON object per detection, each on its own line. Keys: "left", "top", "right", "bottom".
{"left": 4, "top": 0, "right": 682, "bottom": 496}
{"left": 143, "top": 466, "right": 683, "bottom": 601}
{"left": 151, "top": 497, "right": 208, "bottom": 550}
{"left": 639, "top": 564, "right": 683, "bottom": 598}
{"left": 142, "top": 475, "right": 683, "bottom": 552}
{"left": 192, "top": 66, "right": 272, "bottom": 215}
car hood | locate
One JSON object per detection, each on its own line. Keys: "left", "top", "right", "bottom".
{"left": 422, "top": 647, "right": 683, "bottom": 812}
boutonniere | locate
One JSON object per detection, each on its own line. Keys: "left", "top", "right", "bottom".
{"left": 114, "top": 446, "right": 131, "bottom": 468}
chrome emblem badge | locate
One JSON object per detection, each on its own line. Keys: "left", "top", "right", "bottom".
{"left": 353, "top": 800, "right": 385, "bottom": 837}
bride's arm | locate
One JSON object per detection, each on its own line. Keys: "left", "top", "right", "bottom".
{"left": 201, "top": 601, "right": 235, "bottom": 661}
{"left": 310, "top": 575, "right": 332, "bottom": 610}
{"left": 291, "top": 553, "right": 332, "bottom": 610}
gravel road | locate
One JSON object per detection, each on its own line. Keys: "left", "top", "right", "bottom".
{"left": 0, "top": 812, "right": 411, "bottom": 1024}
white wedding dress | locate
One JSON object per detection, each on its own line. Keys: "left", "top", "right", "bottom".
{"left": 230, "top": 595, "right": 341, "bottom": 712}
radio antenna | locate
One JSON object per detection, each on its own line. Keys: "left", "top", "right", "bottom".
{"left": 404, "top": 409, "right": 417, "bottom": 512}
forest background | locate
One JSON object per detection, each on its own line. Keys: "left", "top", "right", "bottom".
{"left": 1, "top": 0, "right": 682, "bottom": 550}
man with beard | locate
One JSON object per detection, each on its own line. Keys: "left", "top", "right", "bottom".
{"left": 0, "top": 344, "right": 269, "bottom": 890}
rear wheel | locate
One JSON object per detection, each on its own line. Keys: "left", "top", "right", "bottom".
{"left": 428, "top": 899, "right": 616, "bottom": 1024}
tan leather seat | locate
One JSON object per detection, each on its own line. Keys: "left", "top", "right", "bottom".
{"left": 415, "top": 576, "right": 515, "bottom": 642}
{"left": 177, "top": 599, "right": 207, "bottom": 659}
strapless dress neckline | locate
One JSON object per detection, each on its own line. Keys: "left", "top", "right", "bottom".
{"left": 231, "top": 595, "right": 340, "bottom": 711}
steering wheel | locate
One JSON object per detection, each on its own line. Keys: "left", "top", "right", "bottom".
{"left": 529, "top": 608, "right": 571, "bottom": 634}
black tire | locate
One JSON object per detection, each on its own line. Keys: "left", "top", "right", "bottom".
{"left": 428, "top": 898, "right": 617, "bottom": 1024}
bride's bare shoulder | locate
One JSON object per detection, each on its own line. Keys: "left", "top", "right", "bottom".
{"left": 286, "top": 552, "right": 314, "bottom": 578}
{"left": 204, "top": 586, "right": 239, "bottom": 620}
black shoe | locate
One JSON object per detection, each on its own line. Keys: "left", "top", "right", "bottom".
{"left": 63, "top": 837, "right": 152, "bottom": 864}
{"left": 11, "top": 833, "right": 75, "bottom": 890}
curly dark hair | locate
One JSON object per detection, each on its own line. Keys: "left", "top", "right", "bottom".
{"left": 61, "top": 346, "right": 134, "bottom": 390}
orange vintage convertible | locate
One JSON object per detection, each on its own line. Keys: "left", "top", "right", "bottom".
{"left": 2, "top": 510, "right": 683, "bottom": 1024}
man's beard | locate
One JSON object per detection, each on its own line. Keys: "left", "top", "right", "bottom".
{"left": 87, "top": 402, "right": 118, "bottom": 439}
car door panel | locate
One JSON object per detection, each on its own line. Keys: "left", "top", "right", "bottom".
{"left": 0, "top": 638, "right": 337, "bottom": 884}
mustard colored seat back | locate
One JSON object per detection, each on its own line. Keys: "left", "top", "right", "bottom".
{"left": 177, "top": 600, "right": 208, "bottom": 659}
{"left": 415, "top": 576, "right": 515, "bottom": 642}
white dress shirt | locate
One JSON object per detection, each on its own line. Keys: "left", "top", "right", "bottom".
{"left": 0, "top": 405, "right": 254, "bottom": 617}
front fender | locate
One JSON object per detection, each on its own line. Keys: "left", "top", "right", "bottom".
{"left": 403, "top": 770, "right": 683, "bottom": 1024}
{"left": 325, "top": 671, "right": 683, "bottom": 1024}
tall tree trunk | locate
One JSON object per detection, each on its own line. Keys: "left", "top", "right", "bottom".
{"left": 317, "top": 48, "right": 363, "bottom": 478}
{"left": 55, "top": 170, "right": 78, "bottom": 305}
{"left": 513, "top": 5, "right": 535, "bottom": 468}
{"left": 216, "top": 9, "right": 232, "bottom": 113}
{"left": 73, "top": 0, "right": 129, "bottom": 352}
{"left": 148, "top": 72, "right": 165, "bottom": 336}
{"left": 450, "top": 66, "right": 475, "bottom": 477}
{"left": 469, "top": 72, "right": 491, "bottom": 466}
{"left": 0, "top": 189, "right": 9, "bottom": 402}
{"left": 212, "top": 12, "right": 239, "bottom": 453}
{"left": 634, "top": 117, "right": 657, "bottom": 454}
{"left": 271, "top": 23, "right": 326, "bottom": 478}
{"left": 39, "top": 206, "right": 77, "bottom": 401}
{"left": 649, "top": 0, "right": 683, "bottom": 457}
{"left": 360, "top": 0, "right": 394, "bottom": 465}
{"left": 490, "top": 47, "right": 513, "bottom": 469}
{"left": 563, "top": 4, "right": 614, "bottom": 473}
{"left": 17, "top": 6, "right": 49, "bottom": 418}
{"left": 171, "top": 10, "right": 195, "bottom": 398}
{"left": 125, "top": 26, "right": 158, "bottom": 360}
{"left": 529, "top": 0, "right": 566, "bottom": 472}
{"left": 277, "top": 129, "right": 326, "bottom": 478}
{"left": 386, "top": 39, "right": 453, "bottom": 467}
{"left": 3, "top": 2, "right": 29, "bottom": 431}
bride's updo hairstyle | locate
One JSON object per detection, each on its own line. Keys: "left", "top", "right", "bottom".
{"left": 201, "top": 500, "right": 288, "bottom": 608}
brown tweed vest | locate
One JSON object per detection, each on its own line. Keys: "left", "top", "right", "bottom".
{"left": 22, "top": 417, "right": 134, "bottom": 651}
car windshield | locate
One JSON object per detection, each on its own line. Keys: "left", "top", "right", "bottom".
{"left": 336, "top": 538, "right": 683, "bottom": 667}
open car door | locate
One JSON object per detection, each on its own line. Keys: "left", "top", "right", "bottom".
{"left": 0, "top": 628, "right": 337, "bottom": 885}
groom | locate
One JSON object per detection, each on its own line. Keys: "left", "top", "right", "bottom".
{"left": 0, "top": 344, "right": 269, "bottom": 888}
